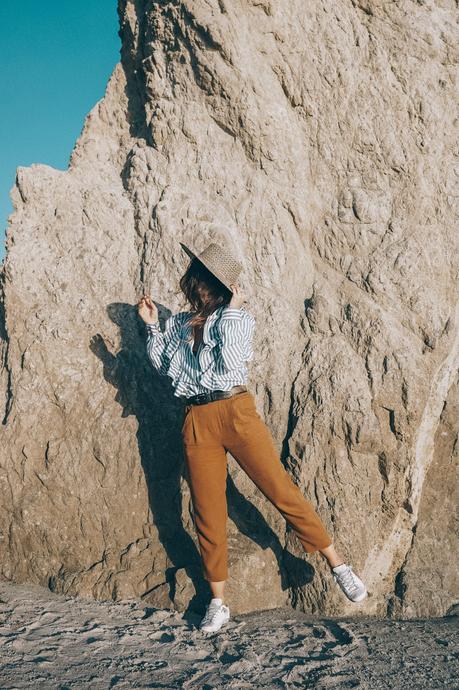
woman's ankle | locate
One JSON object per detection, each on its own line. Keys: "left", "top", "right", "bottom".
{"left": 209, "top": 579, "right": 226, "bottom": 602}
{"left": 319, "top": 543, "right": 346, "bottom": 569}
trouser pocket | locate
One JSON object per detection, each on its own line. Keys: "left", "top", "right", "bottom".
{"left": 181, "top": 405, "right": 193, "bottom": 439}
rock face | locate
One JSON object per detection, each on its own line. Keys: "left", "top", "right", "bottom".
{"left": 1, "top": 0, "right": 458, "bottom": 617}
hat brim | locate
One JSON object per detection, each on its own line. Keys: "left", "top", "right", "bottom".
{"left": 179, "top": 241, "right": 234, "bottom": 293}
{"left": 179, "top": 242, "right": 197, "bottom": 262}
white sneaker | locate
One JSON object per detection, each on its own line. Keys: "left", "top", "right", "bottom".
{"left": 199, "top": 598, "right": 230, "bottom": 632}
{"left": 332, "top": 563, "right": 368, "bottom": 602}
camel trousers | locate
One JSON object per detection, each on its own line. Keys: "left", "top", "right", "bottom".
{"left": 181, "top": 390, "right": 333, "bottom": 582}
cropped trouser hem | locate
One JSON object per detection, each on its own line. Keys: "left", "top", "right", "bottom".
{"left": 182, "top": 391, "right": 333, "bottom": 582}
{"left": 299, "top": 538, "right": 334, "bottom": 554}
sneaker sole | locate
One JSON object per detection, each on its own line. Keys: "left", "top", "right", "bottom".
{"left": 200, "top": 614, "right": 230, "bottom": 632}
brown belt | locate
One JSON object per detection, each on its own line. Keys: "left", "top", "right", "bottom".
{"left": 183, "top": 385, "right": 248, "bottom": 406}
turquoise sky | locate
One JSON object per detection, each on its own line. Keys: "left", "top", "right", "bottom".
{"left": 0, "top": 0, "right": 120, "bottom": 262}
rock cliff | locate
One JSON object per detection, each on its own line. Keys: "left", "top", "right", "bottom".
{"left": 1, "top": 0, "right": 458, "bottom": 617}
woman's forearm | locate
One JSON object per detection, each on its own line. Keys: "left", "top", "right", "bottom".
{"left": 146, "top": 313, "right": 183, "bottom": 376}
{"left": 218, "top": 308, "right": 255, "bottom": 372}
{"left": 146, "top": 321, "right": 168, "bottom": 375}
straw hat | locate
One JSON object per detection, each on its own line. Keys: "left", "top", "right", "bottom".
{"left": 179, "top": 240, "right": 243, "bottom": 293}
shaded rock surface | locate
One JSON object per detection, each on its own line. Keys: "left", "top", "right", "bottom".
{"left": 1, "top": 0, "right": 458, "bottom": 617}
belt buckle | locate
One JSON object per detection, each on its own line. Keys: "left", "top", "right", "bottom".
{"left": 194, "top": 393, "right": 208, "bottom": 404}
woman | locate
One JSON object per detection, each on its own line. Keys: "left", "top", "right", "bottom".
{"left": 137, "top": 240, "right": 367, "bottom": 633}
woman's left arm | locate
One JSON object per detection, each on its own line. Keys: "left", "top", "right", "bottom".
{"left": 146, "top": 313, "right": 183, "bottom": 376}
{"left": 217, "top": 308, "right": 255, "bottom": 372}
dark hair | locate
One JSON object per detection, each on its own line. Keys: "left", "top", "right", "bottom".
{"left": 179, "top": 257, "right": 232, "bottom": 330}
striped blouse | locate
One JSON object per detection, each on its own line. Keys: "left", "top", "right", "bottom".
{"left": 145, "top": 305, "right": 256, "bottom": 398}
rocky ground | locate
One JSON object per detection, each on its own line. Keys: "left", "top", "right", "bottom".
{"left": 0, "top": 580, "right": 457, "bottom": 689}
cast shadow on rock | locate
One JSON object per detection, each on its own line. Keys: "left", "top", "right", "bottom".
{"left": 90, "top": 301, "right": 206, "bottom": 615}
{"left": 226, "top": 474, "right": 316, "bottom": 591}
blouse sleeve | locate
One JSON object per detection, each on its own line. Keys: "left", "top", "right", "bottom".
{"left": 146, "top": 312, "right": 183, "bottom": 376}
{"left": 217, "top": 308, "right": 255, "bottom": 372}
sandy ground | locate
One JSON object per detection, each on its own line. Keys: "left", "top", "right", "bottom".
{"left": 0, "top": 580, "right": 458, "bottom": 689}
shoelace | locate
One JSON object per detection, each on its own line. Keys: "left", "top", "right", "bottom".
{"left": 335, "top": 565, "right": 359, "bottom": 593}
{"left": 201, "top": 602, "right": 223, "bottom": 625}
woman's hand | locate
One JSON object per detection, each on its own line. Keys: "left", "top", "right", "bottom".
{"left": 229, "top": 283, "right": 246, "bottom": 309}
{"left": 137, "top": 294, "right": 159, "bottom": 324}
